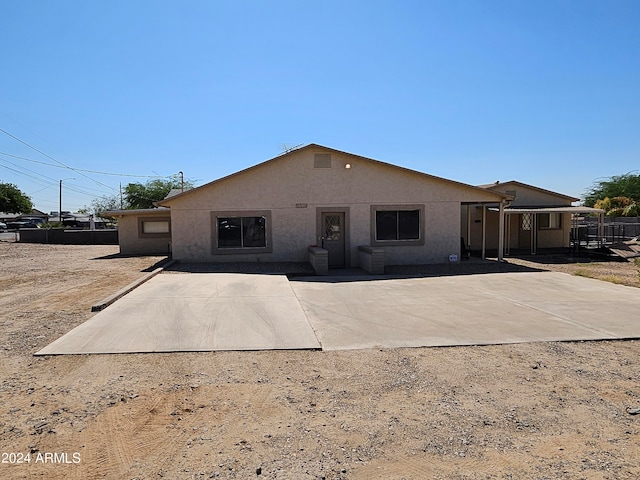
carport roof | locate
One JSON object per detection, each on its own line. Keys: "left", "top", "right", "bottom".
{"left": 499, "top": 206, "right": 605, "bottom": 214}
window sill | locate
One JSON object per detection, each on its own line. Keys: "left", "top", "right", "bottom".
{"left": 371, "top": 239, "right": 424, "bottom": 247}
{"left": 213, "top": 246, "right": 273, "bottom": 255}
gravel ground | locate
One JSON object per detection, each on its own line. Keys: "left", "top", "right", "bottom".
{"left": 1, "top": 243, "right": 639, "bottom": 479}
{"left": 505, "top": 254, "right": 640, "bottom": 289}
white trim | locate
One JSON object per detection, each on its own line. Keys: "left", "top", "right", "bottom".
{"left": 498, "top": 206, "right": 605, "bottom": 214}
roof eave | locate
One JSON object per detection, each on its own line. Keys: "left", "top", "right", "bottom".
{"left": 482, "top": 180, "right": 579, "bottom": 202}
{"left": 101, "top": 207, "right": 170, "bottom": 217}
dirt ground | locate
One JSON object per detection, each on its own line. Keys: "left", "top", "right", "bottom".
{"left": 1, "top": 243, "right": 638, "bottom": 480}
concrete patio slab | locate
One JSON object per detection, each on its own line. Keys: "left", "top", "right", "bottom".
{"left": 37, "top": 270, "right": 640, "bottom": 355}
{"left": 36, "top": 274, "right": 321, "bottom": 354}
{"left": 289, "top": 271, "right": 640, "bottom": 350}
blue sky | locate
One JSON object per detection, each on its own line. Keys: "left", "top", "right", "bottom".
{"left": 1, "top": 0, "right": 638, "bottom": 213}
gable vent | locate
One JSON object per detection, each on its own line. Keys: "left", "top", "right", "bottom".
{"left": 314, "top": 153, "right": 332, "bottom": 168}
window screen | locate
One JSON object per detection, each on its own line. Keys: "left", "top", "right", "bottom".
{"left": 539, "top": 213, "right": 561, "bottom": 229}
{"left": 141, "top": 220, "right": 170, "bottom": 234}
{"left": 217, "top": 216, "right": 266, "bottom": 248}
{"left": 375, "top": 210, "right": 420, "bottom": 241}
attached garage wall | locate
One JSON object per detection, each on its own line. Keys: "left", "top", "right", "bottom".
{"left": 116, "top": 214, "right": 172, "bottom": 255}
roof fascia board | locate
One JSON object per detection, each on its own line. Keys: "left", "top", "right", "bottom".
{"left": 483, "top": 180, "right": 579, "bottom": 202}
{"left": 102, "top": 208, "right": 170, "bottom": 217}
{"left": 496, "top": 206, "right": 605, "bottom": 214}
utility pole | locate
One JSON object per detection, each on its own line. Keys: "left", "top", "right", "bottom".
{"left": 179, "top": 171, "right": 184, "bottom": 192}
{"left": 59, "top": 178, "right": 75, "bottom": 226}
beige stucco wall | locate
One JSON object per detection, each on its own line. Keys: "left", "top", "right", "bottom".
{"left": 487, "top": 182, "right": 574, "bottom": 207}
{"left": 536, "top": 214, "right": 572, "bottom": 249}
{"left": 116, "top": 214, "right": 172, "bottom": 255}
{"left": 166, "top": 147, "right": 504, "bottom": 265}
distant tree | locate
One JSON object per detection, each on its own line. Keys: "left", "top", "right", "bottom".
{"left": 0, "top": 182, "right": 33, "bottom": 213}
{"left": 594, "top": 196, "right": 639, "bottom": 217}
{"left": 584, "top": 173, "right": 640, "bottom": 208}
{"left": 123, "top": 176, "right": 193, "bottom": 210}
{"left": 624, "top": 203, "right": 640, "bottom": 217}
{"left": 91, "top": 194, "right": 121, "bottom": 216}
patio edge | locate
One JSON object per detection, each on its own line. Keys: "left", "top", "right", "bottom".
{"left": 91, "top": 259, "right": 176, "bottom": 312}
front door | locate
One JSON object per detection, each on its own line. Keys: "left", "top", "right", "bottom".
{"left": 519, "top": 213, "right": 532, "bottom": 249}
{"left": 321, "top": 212, "right": 345, "bottom": 267}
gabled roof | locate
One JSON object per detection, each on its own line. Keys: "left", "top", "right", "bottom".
{"left": 164, "top": 188, "right": 184, "bottom": 199}
{"left": 158, "top": 143, "right": 509, "bottom": 206}
{"left": 480, "top": 180, "right": 579, "bottom": 202}
{"left": 0, "top": 209, "right": 47, "bottom": 219}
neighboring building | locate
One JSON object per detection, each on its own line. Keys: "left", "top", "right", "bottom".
{"left": 462, "top": 180, "right": 604, "bottom": 255}
{"left": 146, "top": 144, "right": 508, "bottom": 265}
{"left": 0, "top": 209, "right": 108, "bottom": 229}
{"left": 45, "top": 212, "right": 109, "bottom": 229}
{"left": 0, "top": 209, "right": 48, "bottom": 223}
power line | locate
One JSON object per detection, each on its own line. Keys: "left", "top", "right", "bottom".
{"left": 0, "top": 156, "right": 113, "bottom": 196}
{"left": 0, "top": 163, "right": 54, "bottom": 189}
{"left": 0, "top": 127, "right": 115, "bottom": 191}
{"left": 0, "top": 151, "right": 169, "bottom": 178}
{"left": 0, "top": 127, "right": 190, "bottom": 209}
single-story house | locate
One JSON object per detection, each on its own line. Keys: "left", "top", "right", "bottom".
{"left": 107, "top": 144, "right": 512, "bottom": 267}
{"left": 0, "top": 209, "right": 48, "bottom": 223}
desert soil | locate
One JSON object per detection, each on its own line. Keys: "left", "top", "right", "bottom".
{"left": 0, "top": 243, "right": 638, "bottom": 480}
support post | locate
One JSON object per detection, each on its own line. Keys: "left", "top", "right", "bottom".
{"left": 531, "top": 213, "right": 537, "bottom": 255}
{"left": 481, "top": 204, "right": 487, "bottom": 259}
{"left": 498, "top": 201, "right": 505, "bottom": 261}
{"left": 466, "top": 205, "right": 472, "bottom": 253}
{"left": 505, "top": 212, "right": 511, "bottom": 256}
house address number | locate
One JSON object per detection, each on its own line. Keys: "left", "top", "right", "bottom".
{"left": 295, "top": 203, "right": 308, "bottom": 208}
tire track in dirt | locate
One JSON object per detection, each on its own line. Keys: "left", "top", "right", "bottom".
{"left": 65, "top": 389, "right": 193, "bottom": 480}
{"left": 27, "top": 383, "right": 281, "bottom": 479}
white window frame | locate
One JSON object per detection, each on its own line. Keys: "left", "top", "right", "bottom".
{"left": 138, "top": 217, "right": 171, "bottom": 238}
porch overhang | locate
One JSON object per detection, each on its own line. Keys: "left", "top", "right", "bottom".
{"left": 493, "top": 206, "right": 606, "bottom": 255}
{"left": 462, "top": 199, "right": 511, "bottom": 261}
{"left": 499, "top": 206, "right": 605, "bottom": 215}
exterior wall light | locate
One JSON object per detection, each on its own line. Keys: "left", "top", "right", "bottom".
{"left": 345, "top": 163, "right": 351, "bottom": 169}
